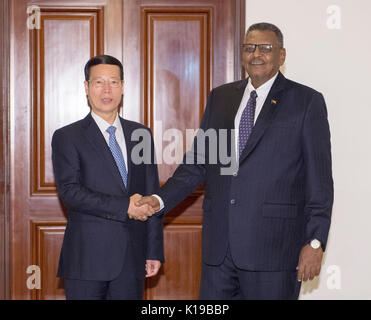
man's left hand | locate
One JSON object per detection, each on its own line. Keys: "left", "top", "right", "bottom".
{"left": 145, "top": 260, "right": 161, "bottom": 278}
{"left": 296, "top": 244, "right": 323, "bottom": 282}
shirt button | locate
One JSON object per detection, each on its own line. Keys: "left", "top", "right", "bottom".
{"left": 230, "top": 199, "right": 236, "bottom": 205}
{"left": 233, "top": 172, "right": 238, "bottom": 177}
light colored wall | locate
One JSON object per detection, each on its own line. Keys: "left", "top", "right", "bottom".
{"left": 245, "top": 0, "right": 371, "bottom": 299}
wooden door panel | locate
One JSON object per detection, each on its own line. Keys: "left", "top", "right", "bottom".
{"left": 31, "top": 8, "right": 104, "bottom": 195}
{"left": 144, "top": 8, "right": 211, "bottom": 180}
{"left": 146, "top": 225, "right": 203, "bottom": 300}
{"left": 31, "top": 222, "right": 66, "bottom": 300}
{"left": 42, "top": 18, "right": 92, "bottom": 184}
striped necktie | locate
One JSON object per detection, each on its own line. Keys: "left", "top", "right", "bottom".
{"left": 238, "top": 90, "right": 257, "bottom": 157}
{"left": 106, "top": 126, "right": 128, "bottom": 187}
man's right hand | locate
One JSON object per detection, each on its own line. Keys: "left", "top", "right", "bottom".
{"left": 135, "top": 196, "right": 161, "bottom": 212}
{"left": 128, "top": 194, "right": 155, "bottom": 221}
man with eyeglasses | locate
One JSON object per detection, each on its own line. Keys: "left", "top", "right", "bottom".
{"left": 51, "top": 55, "right": 164, "bottom": 299}
{"left": 136, "top": 22, "right": 333, "bottom": 299}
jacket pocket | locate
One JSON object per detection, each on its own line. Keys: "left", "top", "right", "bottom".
{"left": 262, "top": 202, "right": 298, "bottom": 219}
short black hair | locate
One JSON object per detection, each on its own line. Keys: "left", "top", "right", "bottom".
{"left": 84, "top": 55, "right": 124, "bottom": 81}
{"left": 246, "top": 22, "right": 284, "bottom": 48}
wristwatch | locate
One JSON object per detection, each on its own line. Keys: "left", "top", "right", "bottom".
{"left": 310, "top": 239, "right": 321, "bottom": 249}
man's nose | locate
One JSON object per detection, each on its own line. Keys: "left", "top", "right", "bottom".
{"left": 252, "top": 47, "right": 262, "bottom": 57}
{"left": 102, "top": 82, "right": 112, "bottom": 92}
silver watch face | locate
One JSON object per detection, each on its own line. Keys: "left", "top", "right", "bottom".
{"left": 311, "top": 239, "right": 321, "bottom": 249}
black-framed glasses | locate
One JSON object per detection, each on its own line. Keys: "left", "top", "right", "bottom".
{"left": 242, "top": 43, "right": 274, "bottom": 54}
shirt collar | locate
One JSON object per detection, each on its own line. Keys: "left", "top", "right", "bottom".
{"left": 91, "top": 111, "right": 121, "bottom": 132}
{"left": 247, "top": 72, "right": 279, "bottom": 98}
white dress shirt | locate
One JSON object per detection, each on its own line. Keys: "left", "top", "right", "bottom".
{"left": 234, "top": 72, "right": 278, "bottom": 160}
{"left": 91, "top": 111, "right": 128, "bottom": 171}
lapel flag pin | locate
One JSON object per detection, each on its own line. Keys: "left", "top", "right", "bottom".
{"left": 271, "top": 99, "right": 277, "bottom": 105}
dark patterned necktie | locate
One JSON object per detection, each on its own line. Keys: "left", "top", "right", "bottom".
{"left": 106, "top": 126, "right": 128, "bottom": 187}
{"left": 238, "top": 90, "right": 257, "bottom": 157}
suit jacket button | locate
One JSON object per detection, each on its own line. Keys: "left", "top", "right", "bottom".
{"left": 230, "top": 199, "right": 236, "bottom": 205}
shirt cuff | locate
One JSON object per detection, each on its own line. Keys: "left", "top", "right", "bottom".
{"left": 152, "top": 194, "right": 164, "bottom": 212}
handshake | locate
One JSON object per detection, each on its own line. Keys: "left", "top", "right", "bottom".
{"left": 127, "top": 194, "right": 161, "bottom": 221}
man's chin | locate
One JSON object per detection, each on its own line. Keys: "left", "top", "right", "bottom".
{"left": 92, "top": 105, "right": 120, "bottom": 114}
{"left": 248, "top": 71, "right": 277, "bottom": 82}
{"left": 247, "top": 72, "right": 264, "bottom": 80}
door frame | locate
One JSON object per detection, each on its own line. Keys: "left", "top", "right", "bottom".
{"left": 0, "top": 0, "right": 11, "bottom": 300}
{"left": 234, "top": 0, "right": 246, "bottom": 80}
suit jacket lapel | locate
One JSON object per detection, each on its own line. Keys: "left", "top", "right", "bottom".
{"left": 214, "top": 79, "right": 248, "bottom": 163}
{"left": 239, "top": 72, "right": 287, "bottom": 164}
{"left": 82, "top": 113, "right": 127, "bottom": 193}
{"left": 226, "top": 78, "right": 249, "bottom": 130}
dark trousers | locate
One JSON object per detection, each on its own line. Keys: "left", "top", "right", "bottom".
{"left": 199, "top": 245, "right": 301, "bottom": 300}
{"left": 63, "top": 251, "right": 144, "bottom": 300}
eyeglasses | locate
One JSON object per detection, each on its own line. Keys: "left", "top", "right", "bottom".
{"left": 89, "top": 78, "right": 123, "bottom": 88}
{"left": 242, "top": 43, "right": 274, "bottom": 54}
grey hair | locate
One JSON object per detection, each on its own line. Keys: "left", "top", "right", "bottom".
{"left": 246, "top": 22, "right": 284, "bottom": 48}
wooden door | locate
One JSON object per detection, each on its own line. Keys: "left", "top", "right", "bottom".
{"left": 9, "top": 0, "right": 244, "bottom": 299}
{"left": 10, "top": 0, "right": 122, "bottom": 300}
{"left": 124, "top": 0, "right": 245, "bottom": 299}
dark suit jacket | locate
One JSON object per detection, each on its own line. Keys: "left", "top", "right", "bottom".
{"left": 157, "top": 72, "right": 333, "bottom": 271}
{"left": 52, "top": 113, "right": 164, "bottom": 281}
